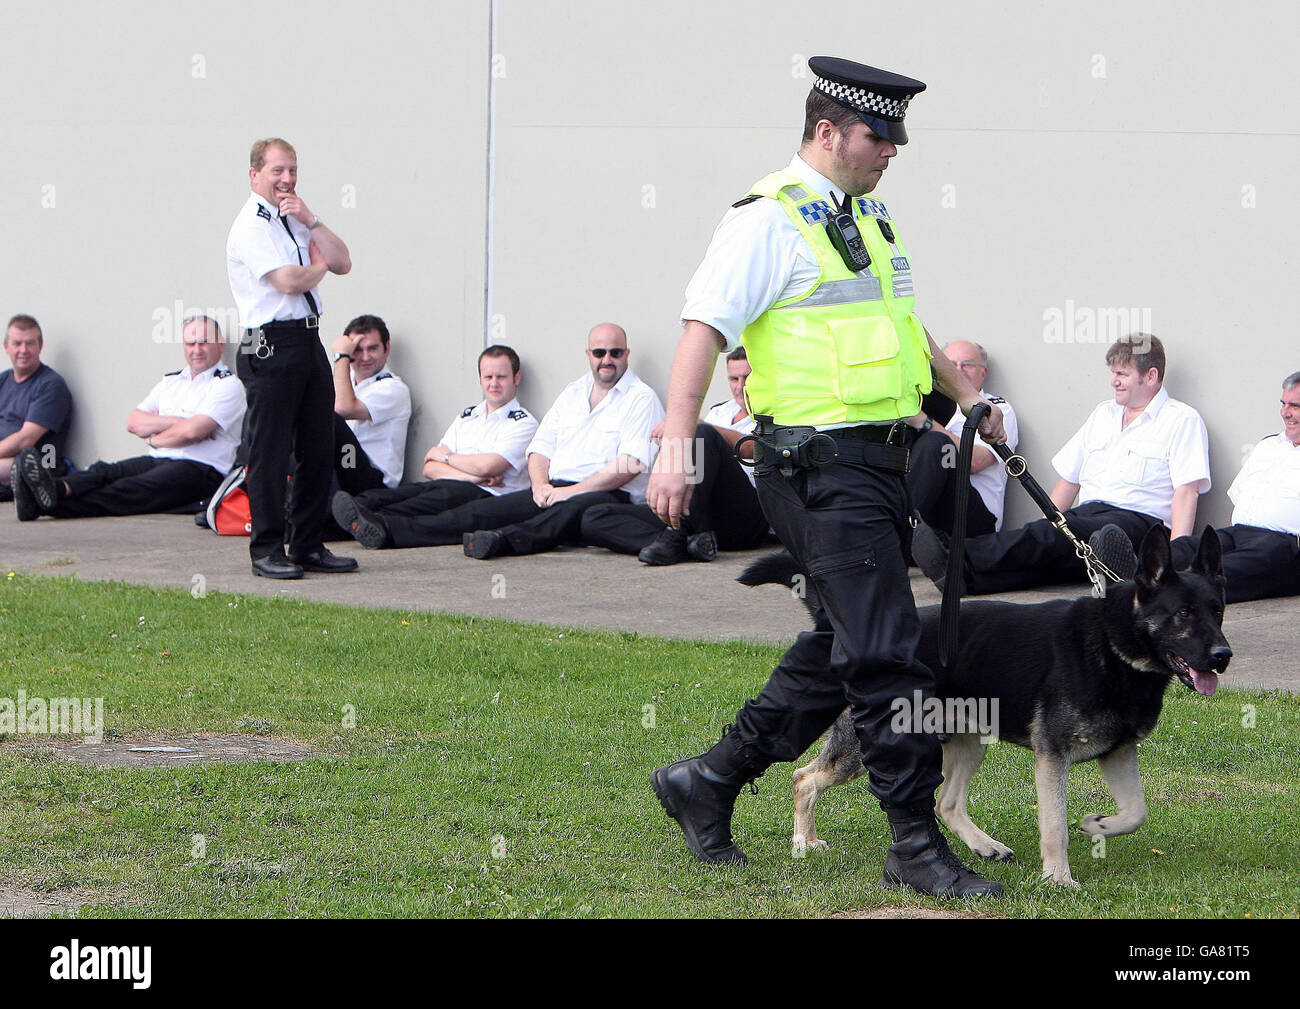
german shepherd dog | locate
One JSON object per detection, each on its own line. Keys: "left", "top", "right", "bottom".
{"left": 739, "top": 525, "right": 1231, "bottom": 886}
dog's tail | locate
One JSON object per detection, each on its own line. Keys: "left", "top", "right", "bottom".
{"left": 737, "top": 550, "right": 821, "bottom": 618}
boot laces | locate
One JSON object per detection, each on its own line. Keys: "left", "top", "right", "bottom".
{"left": 928, "top": 820, "right": 976, "bottom": 876}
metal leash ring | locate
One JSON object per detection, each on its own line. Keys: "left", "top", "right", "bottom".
{"left": 1002, "top": 453, "right": 1028, "bottom": 478}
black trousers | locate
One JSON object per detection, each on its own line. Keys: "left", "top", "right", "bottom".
{"left": 236, "top": 326, "right": 334, "bottom": 559}
{"left": 962, "top": 500, "right": 1161, "bottom": 595}
{"left": 381, "top": 487, "right": 543, "bottom": 548}
{"left": 730, "top": 459, "right": 943, "bottom": 811}
{"left": 580, "top": 424, "right": 769, "bottom": 553}
{"left": 906, "top": 429, "right": 997, "bottom": 537}
{"left": 332, "top": 413, "right": 388, "bottom": 496}
{"left": 357, "top": 479, "right": 491, "bottom": 518}
{"left": 49, "top": 456, "right": 221, "bottom": 519}
{"left": 494, "top": 490, "right": 630, "bottom": 555}
{"left": 1171, "top": 524, "right": 1300, "bottom": 604}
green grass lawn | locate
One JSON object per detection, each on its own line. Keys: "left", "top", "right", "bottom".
{"left": 1, "top": 572, "right": 1296, "bottom": 918}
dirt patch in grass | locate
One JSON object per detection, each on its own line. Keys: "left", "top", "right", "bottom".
{"left": 0, "top": 887, "right": 103, "bottom": 919}
{"left": 832, "top": 906, "right": 998, "bottom": 919}
{"left": 0, "top": 733, "right": 321, "bottom": 767}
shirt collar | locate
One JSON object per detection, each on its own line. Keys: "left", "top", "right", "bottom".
{"left": 581, "top": 368, "right": 638, "bottom": 403}
{"left": 479, "top": 396, "right": 521, "bottom": 420}
{"left": 1106, "top": 384, "right": 1169, "bottom": 425}
{"left": 183, "top": 361, "right": 224, "bottom": 382}
{"left": 789, "top": 153, "right": 847, "bottom": 207}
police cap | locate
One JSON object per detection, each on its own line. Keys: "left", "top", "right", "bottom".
{"left": 808, "top": 56, "right": 926, "bottom": 145}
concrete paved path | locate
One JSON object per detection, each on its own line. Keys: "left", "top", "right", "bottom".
{"left": 1, "top": 509, "right": 1294, "bottom": 692}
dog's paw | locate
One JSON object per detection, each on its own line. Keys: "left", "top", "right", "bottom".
{"left": 1040, "top": 868, "right": 1081, "bottom": 889}
{"left": 791, "top": 835, "right": 829, "bottom": 854}
{"left": 974, "top": 841, "right": 1015, "bottom": 862}
{"left": 1079, "top": 813, "right": 1111, "bottom": 836}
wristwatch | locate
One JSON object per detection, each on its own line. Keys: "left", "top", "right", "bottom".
{"left": 308, "top": 216, "right": 324, "bottom": 230}
{"left": 333, "top": 353, "right": 352, "bottom": 364}
{"left": 921, "top": 416, "right": 934, "bottom": 432}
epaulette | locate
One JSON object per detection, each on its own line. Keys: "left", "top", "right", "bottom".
{"left": 255, "top": 204, "right": 274, "bottom": 222}
{"left": 214, "top": 366, "right": 233, "bottom": 378}
{"left": 372, "top": 371, "right": 392, "bottom": 382}
{"left": 508, "top": 409, "right": 529, "bottom": 421}
{"left": 164, "top": 368, "right": 183, "bottom": 377}
{"left": 460, "top": 405, "right": 475, "bottom": 418}
{"left": 708, "top": 399, "right": 729, "bottom": 410}
{"left": 986, "top": 395, "right": 1006, "bottom": 404}
{"left": 1262, "top": 433, "right": 1279, "bottom": 441}
{"left": 732, "top": 195, "right": 762, "bottom": 208}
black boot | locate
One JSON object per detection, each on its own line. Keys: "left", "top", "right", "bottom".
{"left": 651, "top": 726, "right": 765, "bottom": 865}
{"left": 881, "top": 805, "right": 1004, "bottom": 898}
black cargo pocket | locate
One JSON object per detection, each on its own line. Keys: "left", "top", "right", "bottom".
{"left": 807, "top": 545, "right": 876, "bottom": 577}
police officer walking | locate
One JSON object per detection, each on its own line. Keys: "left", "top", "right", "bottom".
{"left": 648, "top": 58, "right": 1008, "bottom": 898}
{"left": 227, "top": 137, "right": 358, "bottom": 579}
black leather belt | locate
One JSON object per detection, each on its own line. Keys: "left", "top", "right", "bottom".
{"left": 742, "top": 416, "right": 912, "bottom": 477}
{"left": 244, "top": 314, "right": 319, "bottom": 336}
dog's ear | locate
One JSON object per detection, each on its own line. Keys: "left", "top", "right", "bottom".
{"left": 1191, "top": 526, "right": 1227, "bottom": 592}
{"left": 1135, "top": 524, "right": 1173, "bottom": 591}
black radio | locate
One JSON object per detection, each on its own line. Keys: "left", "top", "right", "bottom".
{"left": 825, "top": 209, "right": 872, "bottom": 272}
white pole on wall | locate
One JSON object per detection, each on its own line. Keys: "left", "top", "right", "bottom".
{"left": 482, "top": 0, "right": 499, "bottom": 348}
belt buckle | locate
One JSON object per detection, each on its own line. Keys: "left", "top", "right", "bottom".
{"left": 886, "top": 420, "right": 910, "bottom": 446}
{"left": 304, "top": 314, "right": 320, "bottom": 329}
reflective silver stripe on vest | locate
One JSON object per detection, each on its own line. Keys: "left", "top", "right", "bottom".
{"left": 892, "top": 272, "right": 915, "bottom": 297}
{"left": 783, "top": 275, "right": 885, "bottom": 308}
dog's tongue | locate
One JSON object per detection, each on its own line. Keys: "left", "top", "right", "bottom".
{"left": 1192, "top": 669, "right": 1219, "bottom": 696}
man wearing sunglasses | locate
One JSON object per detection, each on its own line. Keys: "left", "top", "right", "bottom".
{"left": 335, "top": 323, "right": 663, "bottom": 554}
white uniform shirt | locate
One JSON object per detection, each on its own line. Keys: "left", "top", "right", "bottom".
{"left": 527, "top": 370, "right": 665, "bottom": 505}
{"left": 226, "top": 192, "right": 323, "bottom": 328}
{"left": 946, "top": 393, "right": 1019, "bottom": 531}
{"left": 1052, "top": 386, "right": 1211, "bottom": 525}
{"left": 1228, "top": 432, "right": 1300, "bottom": 535}
{"left": 438, "top": 397, "right": 538, "bottom": 496}
{"left": 681, "top": 153, "right": 856, "bottom": 352}
{"left": 703, "top": 399, "right": 758, "bottom": 488}
{"left": 349, "top": 369, "right": 412, "bottom": 488}
{"left": 136, "top": 362, "right": 246, "bottom": 474}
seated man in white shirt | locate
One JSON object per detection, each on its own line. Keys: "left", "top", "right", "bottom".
{"left": 913, "top": 334, "right": 1210, "bottom": 594}
{"left": 329, "top": 314, "right": 411, "bottom": 493}
{"left": 341, "top": 324, "right": 663, "bottom": 554}
{"left": 13, "top": 316, "right": 246, "bottom": 520}
{"left": 332, "top": 344, "right": 537, "bottom": 537}
{"left": 1098, "top": 371, "right": 1300, "bottom": 603}
{"left": 906, "top": 340, "right": 1020, "bottom": 536}
{"left": 580, "top": 346, "right": 770, "bottom": 564}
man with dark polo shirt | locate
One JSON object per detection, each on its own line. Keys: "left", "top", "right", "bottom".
{"left": 1, "top": 315, "right": 73, "bottom": 502}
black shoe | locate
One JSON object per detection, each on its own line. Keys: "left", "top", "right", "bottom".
{"left": 1088, "top": 524, "right": 1139, "bottom": 581}
{"left": 881, "top": 808, "right": 1004, "bottom": 899}
{"left": 17, "top": 447, "right": 59, "bottom": 512}
{"left": 687, "top": 530, "right": 718, "bottom": 562}
{"left": 651, "top": 757, "right": 750, "bottom": 865}
{"left": 252, "top": 552, "right": 305, "bottom": 580}
{"left": 463, "top": 530, "right": 505, "bottom": 560}
{"left": 332, "top": 492, "right": 389, "bottom": 549}
{"left": 910, "top": 521, "right": 950, "bottom": 592}
{"left": 11, "top": 467, "right": 39, "bottom": 521}
{"left": 288, "top": 547, "right": 359, "bottom": 573}
{"left": 638, "top": 528, "right": 689, "bottom": 565}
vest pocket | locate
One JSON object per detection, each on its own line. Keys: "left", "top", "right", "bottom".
{"left": 826, "top": 316, "right": 904, "bottom": 405}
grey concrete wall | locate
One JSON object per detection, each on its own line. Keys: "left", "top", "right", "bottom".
{"left": 4, "top": 0, "right": 1295, "bottom": 530}
{"left": 1, "top": 0, "right": 490, "bottom": 483}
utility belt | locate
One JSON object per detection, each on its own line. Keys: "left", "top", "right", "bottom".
{"left": 739, "top": 415, "right": 912, "bottom": 478}
{"left": 240, "top": 315, "right": 321, "bottom": 359}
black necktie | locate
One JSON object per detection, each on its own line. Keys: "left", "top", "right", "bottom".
{"left": 280, "top": 215, "right": 320, "bottom": 316}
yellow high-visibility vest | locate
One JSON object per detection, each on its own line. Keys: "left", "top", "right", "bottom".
{"left": 741, "top": 170, "right": 932, "bottom": 426}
